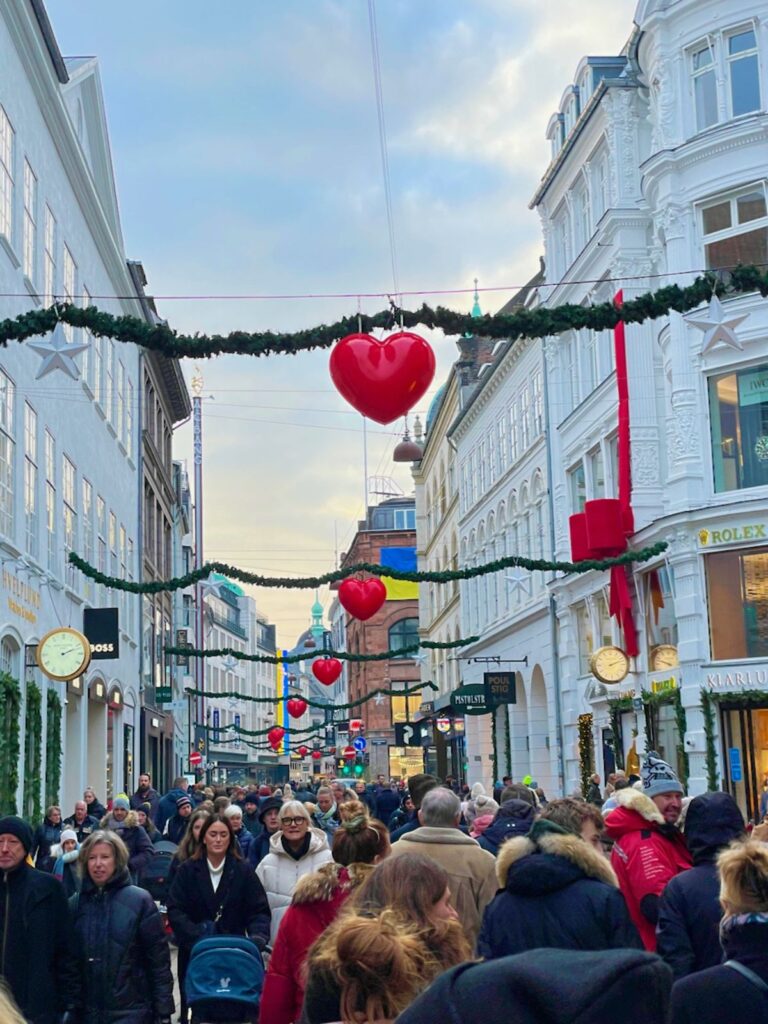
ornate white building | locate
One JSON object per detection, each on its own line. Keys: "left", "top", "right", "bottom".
{"left": 529, "top": 0, "right": 768, "bottom": 815}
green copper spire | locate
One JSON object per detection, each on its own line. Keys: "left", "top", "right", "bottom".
{"left": 471, "top": 277, "right": 482, "bottom": 318}
{"left": 310, "top": 590, "right": 324, "bottom": 641}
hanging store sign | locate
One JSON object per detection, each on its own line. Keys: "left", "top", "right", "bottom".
{"left": 450, "top": 684, "right": 489, "bottom": 715}
{"left": 83, "top": 608, "right": 120, "bottom": 660}
{"left": 484, "top": 672, "right": 517, "bottom": 707}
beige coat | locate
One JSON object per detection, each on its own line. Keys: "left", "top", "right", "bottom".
{"left": 390, "top": 826, "right": 498, "bottom": 946}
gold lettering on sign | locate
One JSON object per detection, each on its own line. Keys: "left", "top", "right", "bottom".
{"left": 2, "top": 570, "right": 40, "bottom": 625}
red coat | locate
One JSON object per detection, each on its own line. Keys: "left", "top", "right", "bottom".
{"left": 258, "top": 862, "right": 374, "bottom": 1024}
{"left": 604, "top": 788, "right": 692, "bottom": 951}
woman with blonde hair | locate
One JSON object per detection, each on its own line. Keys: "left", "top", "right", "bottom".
{"left": 168, "top": 807, "right": 211, "bottom": 883}
{"left": 0, "top": 983, "right": 26, "bottom": 1024}
{"left": 302, "top": 852, "right": 472, "bottom": 1023}
{"left": 670, "top": 839, "right": 768, "bottom": 1022}
{"left": 259, "top": 801, "right": 390, "bottom": 1024}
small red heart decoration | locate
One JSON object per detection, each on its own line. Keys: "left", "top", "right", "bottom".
{"left": 297, "top": 745, "right": 309, "bottom": 757}
{"left": 339, "top": 576, "right": 387, "bottom": 621}
{"left": 312, "top": 658, "right": 343, "bottom": 686}
{"left": 330, "top": 332, "right": 436, "bottom": 425}
{"left": 267, "top": 726, "right": 285, "bottom": 750}
{"left": 287, "top": 698, "right": 308, "bottom": 719}
{"left": 311, "top": 749, "right": 322, "bottom": 760}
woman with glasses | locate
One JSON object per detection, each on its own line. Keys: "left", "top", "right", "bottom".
{"left": 256, "top": 800, "right": 332, "bottom": 944}
{"left": 167, "top": 813, "right": 271, "bottom": 1020}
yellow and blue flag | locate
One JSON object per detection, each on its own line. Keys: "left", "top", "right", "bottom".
{"left": 379, "top": 546, "right": 419, "bottom": 600}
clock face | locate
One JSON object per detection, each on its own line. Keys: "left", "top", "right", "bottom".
{"left": 650, "top": 644, "right": 678, "bottom": 671}
{"left": 590, "top": 645, "right": 630, "bottom": 685}
{"left": 36, "top": 628, "right": 92, "bottom": 681}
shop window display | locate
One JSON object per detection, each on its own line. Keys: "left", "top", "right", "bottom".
{"left": 706, "top": 546, "right": 768, "bottom": 660}
{"left": 709, "top": 364, "right": 768, "bottom": 493}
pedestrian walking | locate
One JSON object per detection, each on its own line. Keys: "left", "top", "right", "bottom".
{"left": 129, "top": 772, "right": 160, "bottom": 822}
{"left": 71, "top": 829, "right": 174, "bottom": 1024}
{"left": 259, "top": 800, "right": 390, "bottom": 1024}
{"left": 31, "top": 804, "right": 63, "bottom": 872}
{"left": 479, "top": 794, "right": 536, "bottom": 851}
{"left": 135, "top": 803, "right": 163, "bottom": 844}
{"left": 99, "top": 795, "right": 154, "bottom": 881}
{"left": 165, "top": 794, "right": 193, "bottom": 844}
{"left": 155, "top": 776, "right": 190, "bottom": 833}
{"left": 477, "top": 797, "right": 641, "bottom": 959}
{"left": 167, "top": 813, "right": 271, "bottom": 1020}
{"left": 63, "top": 801, "right": 100, "bottom": 844}
{"left": 302, "top": 852, "right": 471, "bottom": 1024}
{"left": 388, "top": 791, "right": 414, "bottom": 833}
{"left": 83, "top": 787, "right": 107, "bottom": 822}
{"left": 352, "top": 779, "right": 376, "bottom": 814}
{"left": 390, "top": 787, "right": 497, "bottom": 947}
{"left": 390, "top": 773, "right": 440, "bottom": 841}
{"left": 670, "top": 840, "right": 768, "bottom": 1023}
{"left": 168, "top": 807, "right": 211, "bottom": 882}
{"left": 256, "top": 799, "right": 333, "bottom": 944}
{"left": 247, "top": 795, "right": 283, "bottom": 869}
{"left": 585, "top": 773, "right": 604, "bottom": 808}
{"left": 468, "top": 795, "right": 499, "bottom": 840}
{"left": 657, "top": 791, "right": 745, "bottom": 979}
{"left": 373, "top": 779, "right": 399, "bottom": 824}
{"left": 242, "top": 793, "right": 262, "bottom": 837}
{"left": 51, "top": 828, "right": 81, "bottom": 898}
{"left": 0, "top": 815, "right": 80, "bottom": 1024}
{"left": 603, "top": 750, "right": 691, "bottom": 950}
{"left": 224, "top": 803, "right": 253, "bottom": 859}
{"left": 311, "top": 786, "right": 341, "bottom": 842}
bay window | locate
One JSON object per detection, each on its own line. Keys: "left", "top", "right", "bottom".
{"left": 690, "top": 26, "right": 761, "bottom": 135}
{"left": 709, "top": 363, "right": 768, "bottom": 492}
{"left": 701, "top": 183, "right": 768, "bottom": 271}
{"left": 728, "top": 28, "right": 760, "bottom": 117}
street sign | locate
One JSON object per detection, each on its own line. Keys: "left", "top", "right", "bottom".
{"left": 352, "top": 736, "right": 367, "bottom": 752}
{"left": 189, "top": 751, "right": 203, "bottom": 765}
{"left": 212, "top": 709, "right": 220, "bottom": 743}
{"left": 729, "top": 747, "right": 743, "bottom": 782}
{"left": 484, "top": 672, "right": 517, "bottom": 707}
{"left": 155, "top": 685, "right": 172, "bottom": 703}
{"left": 342, "top": 745, "right": 356, "bottom": 759}
{"left": 394, "top": 722, "right": 427, "bottom": 746}
{"left": 450, "top": 684, "right": 489, "bottom": 715}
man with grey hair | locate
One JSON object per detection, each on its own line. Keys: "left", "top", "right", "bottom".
{"left": 389, "top": 785, "right": 497, "bottom": 946}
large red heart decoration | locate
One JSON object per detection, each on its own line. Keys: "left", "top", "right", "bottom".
{"left": 330, "top": 331, "right": 436, "bottom": 425}
{"left": 339, "top": 576, "right": 387, "bottom": 621}
{"left": 312, "top": 658, "right": 342, "bottom": 685}
{"left": 267, "top": 726, "right": 285, "bottom": 750}
{"left": 287, "top": 698, "right": 308, "bottom": 719}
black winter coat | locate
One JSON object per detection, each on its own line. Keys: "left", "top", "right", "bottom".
{"left": 165, "top": 813, "right": 190, "bottom": 846}
{"left": 477, "top": 799, "right": 537, "bottom": 856}
{"left": 477, "top": 821, "right": 641, "bottom": 959}
{"left": 0, "top": 860, "right": 80, "bottom": 1024}
{"left": 32, "top": 817, "right": 63, "bottom": 872}
{"left": 85, "top": 799, "right": 107, "bottom": 821}
{"left": 247, "top": 829, "right": 275, "bottom": 869}
{"left": 374, "top": 787, "right": 400, "bottom": 824}
{"left": 101, "top": 813, "right": 154, "bottom": 880}
{"left": 63, "top": 813, "right": 101, "bottom": 845}
{"left": 167, "top": 853, "right": 271, "bottom": 950}
{"left": 71, "top": 869, "right": 174, "bottom": 1024}
{"left": 670, "top": 917, "right": 768, "bottom": 1024}
{"left": 129, "top": 787, "right": 160, "bottom": 821}
{"left": 657, "top": 791, "right": 745, "bottom": 980}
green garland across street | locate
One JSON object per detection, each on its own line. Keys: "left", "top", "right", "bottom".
{"left": 166, "top": 635, "right": 479, "bottom": 665}
{"left": 69, "top": 542, "right": 668, "bottom": 595}
{"left": 0, "top": 266, "right": 765, "bottom": 358}
{"left": 185, "top": 677, "right": 434, "bottom": 711}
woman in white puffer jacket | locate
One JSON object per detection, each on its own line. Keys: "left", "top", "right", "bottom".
{"left": 256, "top": 799, "right": 333, "bottom": 943}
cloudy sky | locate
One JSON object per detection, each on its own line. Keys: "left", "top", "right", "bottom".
{"left": 46, "top": 0, "right": 635, "bottom": 643}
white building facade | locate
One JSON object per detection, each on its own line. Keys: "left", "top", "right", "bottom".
{"left": 0, "top": 2, "right": 146, "bottom": 817}
{"left": 531, "top": 0, "right": 768, "bottom": 817}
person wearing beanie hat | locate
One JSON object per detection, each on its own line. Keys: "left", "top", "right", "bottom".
{"left": 242, "top": 793, "right": 262, "bottom": 838}
{"left": 604, "top": 750, "right": 692, "bottom": 951}
{"left": 135, "top": 802, "right": 162, "bottom": 844}
{"left": 0, "top": 815, "right": 80, "bottom": 1021}
{"left": 165, "top": 795, "right": 194, "bottom": 845}
{"left": 51, "top": 829, "right": 81, "bottom": 898}
{"left": 247, "top": 796, "right": 284, "bottom": 869}
{"left": 100, "top": 796, "right": 154, "bottom": 881}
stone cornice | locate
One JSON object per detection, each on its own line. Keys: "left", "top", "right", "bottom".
{"left": 641, "top": 116, "right": 768, "bottom": 183}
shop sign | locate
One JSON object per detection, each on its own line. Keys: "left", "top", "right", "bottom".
{"left": 650, "top": 675, "right": 678, "bottom": 694}
{"left": 155, "top": 685, "right": 172, "bottom": 703}
{"left": 484, "top": 672, "right": 517, "bottom": 707}
{"left": 3, "top": 569, "right": 40, "bottom": 625}
{"left": 450, "top": 684, "right": 489, "bottom": 715}
{"left": 729, "top": 747, "right": 743, "bottom": 782}
{"left": 418, "top": 700, "right": 435, "bottom": 715}
{"left": 738, "top": 369, "right": 768, "bottom": 407}
{"left": 706, "top": 667, "right": 768, "bottom": 690}
{"left": 698, "top": 523, "right": 767, "bottom": 547}
{"left": 394, "top": 722, "right": 428, "bottom": 746}
{"left": 83, "top": 608, "right": 120, "bottom": 660}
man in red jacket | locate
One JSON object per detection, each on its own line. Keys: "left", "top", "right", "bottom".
{"left": 604, "top": 751, "right": 692, "bottom": 951}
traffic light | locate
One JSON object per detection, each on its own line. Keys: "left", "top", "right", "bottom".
{"left": 354, "top": 760, "right": 364, "bottom": 776}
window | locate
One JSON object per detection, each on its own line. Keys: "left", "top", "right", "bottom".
{"left": 595, "top": 592, "right": 613, "bottom": 648}
{"left": 520, "top": 386, "right": 531, "bottom": 450}
{"left": 573, "top": 182, "right": 591, "bottom": 252}
{"left": 22, "top": 160, "right": 36, "bottom": 283}
{"left": 117, "top": 361, "right": 125, "bottom": 445}
{"left": 709, "top": 363, "right": 768, "bottom": 492}
{"left": 509, "top": 402, "right": 519, "bottom": 462}
{"left": 109, "top": 511, "right": 117, "bottom": 575}
{"left": 706, "top": 547, "right": 768, "bottom": 659}
{"left": 62, "top": 246, "right": 76, "bottom": 344}
{"left": 583, "top": 330, "right": 598, "bottom": 395}
{"left": 701, "top": 184, "right": 768, "bottom": 271}
{"left": 569, "top": 462, "right": 587, "bottom": 513}
{"left": 576, "top": 602, "right": 593, "bottom": 675}
{"left": 0, "top": 371, "right": 14, "bottom": 539}
{"left": 120, "top": 524, "right": 127, "bottom": 620}
{"left": 728, "top": 28, "right": 760, "bottom": 117}
{"left": 0, "top": 106, "right": 13, "bottom": 243}
{"left": 497, "top": 415, "right": 508, "bottom": 470}
{"left": 644, "top": 566, "right": 678, "bottom": 651}
{"left": 93, "top": 334, "right": 103, "bottom": 406}
{"left": 45, "top": 430, "right": 55, "bottom": 572}
{"left": 691, "top": 40, "right": 718, "bottom": 132}
{"left": 96, "top": 495, "right": 106, "bottom": 575}
{"left": 393, "top": 507, "right": 415, "bottom": 530}
{"left": 390, "top": 688, "right": 421, "bottom": 725}
{"left": 532, "top": 371, "right": 544, "bottom": 436}
{"left": 82, "top": 479, "right": 93, "bottom": 600}
{"left": 588, "top": 446, "right": 606, "bottom": 499}
{"left": 43, "top": 206, "right": 56, "bottom": 303}
{"left": 592, "top": 151, "right": 609, "bottom": 221}
{"left": 388, "top": 617, "right": 419, "bottom": 657}
{"left": 564, "top": 335, "right": 578, "bottom": 413}
{"left": 126, "top": 379, "right": 134, "bottom": 458}
{"left": 81, "top": 286, "right": 91, "bottom": 388}
{"left": 24, "top": 404, "right": 37, "bottom": 558}
{"left": 62, "top": 456, "right": 76, "bottom": 555}
{"left": 105, "top": 342, "right": 114, "bottom": 423}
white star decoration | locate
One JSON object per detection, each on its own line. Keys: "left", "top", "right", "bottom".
{"left": 28, "top": 333, "right": 90, "bottom": 380}
{"left": 506, "top": 569, "right": 531, "bottom": 597}
{"left": 374, "top": 692, "right": 385, "bottom": 706}
{"left": 688, "top": 295, "right": 749, "bottom": 354}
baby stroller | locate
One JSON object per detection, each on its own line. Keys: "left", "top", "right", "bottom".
{"left": 185, "top": 935, "right": 264, "bottom": 1023}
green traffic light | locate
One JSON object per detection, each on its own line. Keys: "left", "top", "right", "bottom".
{"left": 354, "top": 763, "right": 364, "bottom": 775}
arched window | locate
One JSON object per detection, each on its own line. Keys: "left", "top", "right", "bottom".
{"left": 0, "top": 636, "right": 19, "bottom": 677}
{"left": 389, "top": 617, "right": 419, "bottom": 657}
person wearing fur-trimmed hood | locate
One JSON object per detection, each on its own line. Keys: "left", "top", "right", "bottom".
{"left": 477, "top": 799, "right": 641, "bottom": 959}
{"left": 603, "top": 751, "right": 692, "bottom": 952}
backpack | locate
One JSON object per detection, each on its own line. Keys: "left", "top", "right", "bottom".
{"left": 138, "top": 839, "right": 177, "bottom": 905}
{"left": 185, "top": 935, "right": 264, "bottom": 1022}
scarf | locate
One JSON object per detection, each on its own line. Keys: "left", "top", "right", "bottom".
{"left": 315, "top": 802, "right": 338, "bottom": 829}
{"left": 721, "top": 910, "right": 768, "bottom": 940}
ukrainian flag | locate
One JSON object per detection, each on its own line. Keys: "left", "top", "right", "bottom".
{"left": 379, "top": 546, "right": 419, "bottom": 600}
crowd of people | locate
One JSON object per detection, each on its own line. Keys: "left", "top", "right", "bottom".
{"left": 2, "top": 756, "right": 768, "bottom": 1022}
